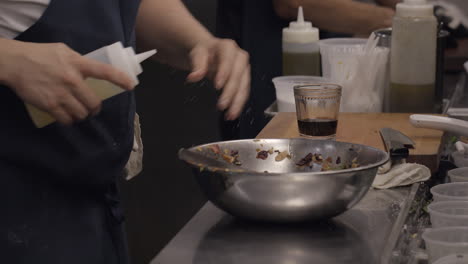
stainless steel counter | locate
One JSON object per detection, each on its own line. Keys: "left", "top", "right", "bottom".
{"left": 150, "top": 185, "right": 419, "bottom": 264}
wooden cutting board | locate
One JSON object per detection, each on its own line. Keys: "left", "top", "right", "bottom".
{"left": 257, "top": 113, "right": 444, "bottom": 172}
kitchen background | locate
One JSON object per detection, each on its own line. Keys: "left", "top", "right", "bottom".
{"left": 121, "top": 1, "right": 218, "bottom": 263}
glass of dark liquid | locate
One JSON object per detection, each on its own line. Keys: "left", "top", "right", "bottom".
{"left": 294, "top": 84, "right": 342, "bottom": 139}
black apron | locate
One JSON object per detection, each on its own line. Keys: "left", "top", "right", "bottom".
{"left": 0, "top": 0, "right": 140, "bottom": 263}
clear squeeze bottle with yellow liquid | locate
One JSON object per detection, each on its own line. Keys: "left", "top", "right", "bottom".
{"left": 26, "top": 42, "right": 156, "bottom": 128}
{"left": 389, "top": 0, "right": 437, "bottom": 113}
{"left": 282, "top": 6, "right": 320, "bottom": 76}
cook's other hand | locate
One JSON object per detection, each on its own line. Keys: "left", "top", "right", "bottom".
{"left": 0, "top": 39, "right": 134, "bottom": 125}
{"left": 136, "top": 0, "right": 251, "bottom": 121}
{"left": 186, "top": 38, "right": 250, "bottom": 121}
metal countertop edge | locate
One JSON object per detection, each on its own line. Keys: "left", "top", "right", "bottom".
{"left": 380, "top": 183, "right": 421, "bottom": 264}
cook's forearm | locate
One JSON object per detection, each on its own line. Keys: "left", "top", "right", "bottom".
{"left": 274, "top": 0, "right": 394, "bottom": 35}
{"left": 136, "top": 0, "right": 214, "bottom": 69}
{"left": 0, "top": 38, "right": 18, "bottom": 86}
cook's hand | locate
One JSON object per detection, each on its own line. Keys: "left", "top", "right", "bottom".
{"left": 0, "top": 41, "right": 134, "bottom": 125}
{"left": 186, "top": 37, "right": 250, "bottom": 121}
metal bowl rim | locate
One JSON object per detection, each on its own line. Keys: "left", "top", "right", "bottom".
{"left": 187, "top": 138, "right": 389, "bottom": 176}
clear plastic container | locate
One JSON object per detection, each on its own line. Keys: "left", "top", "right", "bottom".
{"left": 433, "top": 254, "right": 468, "bottom": 264}
{"left": 452, "top": 152, "right": 468, "bottom": 169}
{"left": 448, "top": 168, "right": 468, "bottom": 183}
{"left": 318, "top": 38, "right": 367, "bottom": 79}
{"left": 428, "top": 201, "right": 468, "bottom": 228}
{"left": 431, "top": 183, "right": 468, "bottom": 202}
{"left": 318, "top": 37, "right": 389, "bottom": 113}
{"left": 423, "top": 227, "right": 468, "bottom": 263}
{"left": 272, "top": 76, "right": 330, "bottom": 112}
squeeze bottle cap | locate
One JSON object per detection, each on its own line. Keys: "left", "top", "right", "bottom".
{"left": 125, "top": 47, "right": 157, "bottom": 75}
{"left": 136, "top": 49, "right": 157, "bottom": 64}
{"left": 283, "top": 6, "right": 319, "bottom": 43}
{"left": 396, "top": 0, "right": 434, "bottom": 17}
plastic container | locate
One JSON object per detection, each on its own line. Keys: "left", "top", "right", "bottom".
{"left": 272, "top": 76, "right": 330, "bottom": 112}
{"left": 452, "top": 152, "right": 468, "bottom": 169}
{"left": 433, "top": 254, "right": 468, "bottom": 264}
{"left": 25, "top": 42, "right": 156, "bottom": 128}
{"left": 448, "top": 168, "right": 468, "bottom": 182}
{"left": 282, "top": 6, "right": 320, "bottom": 76}
{"left": 318, "top": 38, "right": 367, "bottom": 79}
{"left": 431, "top": 183, "right": 468, "bottom": 203}
{"left": 428, "top": 201, "right": 468, "bottom": 228}
{"left": 318, "top": 37, "right": 389, "bottom": 113}
{"left": 423, "top": 227, "right": 468, "bottom": 263}
{"left": 389, "top": 0, "right": 438, "bottom": 113}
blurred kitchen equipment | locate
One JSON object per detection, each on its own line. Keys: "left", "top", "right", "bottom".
{"left": 431, "top": 183, "right": 468, "bottom": 202}
{"left": 410, "top": 114, "right": 468, "bottom": 137}
{"left": 444, "top": 61, "right": 468, "bottom": 120}
{"left": 428, "top": 201, "right": 468, "bottom": 228}
{"left": 454, "top": 141, "right": 468, "bottom": 154}
{"left": 374, "top": 128, "right": 430, "bottom": 189}
{"left": 389, "top": 0, "right": 438, "bottom": 113}
{"left": 452, "top": 140, "right": 468, "bottom": 169}
{"left": 422, "top": 227, "right": 468, "bottom": 263}
{"left": 410, "top": 114, "right": 468, "bottom": 167}
{"left": 373, "top": 28, "right": 392, "bottom": 112}
{"left": 373, "top": 27, "right": 392, "bottom": 48}
{"left": 272, "top": 76, "right": 330, "bottom": 112}
{"left": 294, "top": 84, "right": 342, "bottom": 138}
{"left": 319, "top": 36, "right": 389, "bottom": 112}
{"left": 448, "top": 167, "right": 468, "bottom": 182}
{"left": 452, "top": 150, "right": 468, "bottom": 168}
{"left": 433, "top": 254, "right": 468, "bottom": 264}
{"left": 179, "top": 138, "right": 389, "bottom": 222}
{"left": 436, "top": 30, "right": 450, "bottom": 112}
{"left": 380, "top": 127, "right": 415, "bottom": 161}
{"left": 282, "top": 6, "right": 321, "bottom": 76}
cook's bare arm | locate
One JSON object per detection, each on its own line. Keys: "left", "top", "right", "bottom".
{"left": 0, "top": 38, "right": 134, "bottom": 125}
{"left": 136, "top": 0, "right": 250, "bottom": 120}
{"left": 273, "top": 0, "right": 394, "bottom": 35}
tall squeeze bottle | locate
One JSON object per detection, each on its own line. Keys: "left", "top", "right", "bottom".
{"left": 282, "top": 6, "right": 320, "bottom": 76}
{"left": 389, "top": 0, "right": 437, "bottom": 113}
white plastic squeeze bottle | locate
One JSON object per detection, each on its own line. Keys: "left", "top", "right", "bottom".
{"left": 25, "top": 42, "right": 156, "bottom": 128}
{"left": 282, "top": 6, "right": 320, "bottom": 76}
{"left": 389, "top": 0, "right": 437, "bottom": 113}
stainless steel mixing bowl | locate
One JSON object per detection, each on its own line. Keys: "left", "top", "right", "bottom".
{"left": 180, "top": 138, "right": 389, "bottom": 222}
